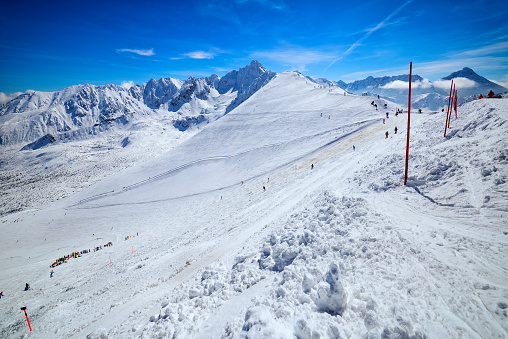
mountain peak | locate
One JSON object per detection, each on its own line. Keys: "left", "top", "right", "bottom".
{"left": 442, "top": 67, "right": 506, "bottom": 90}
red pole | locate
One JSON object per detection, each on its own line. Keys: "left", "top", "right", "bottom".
{"left": 404, "top": 61, "right": 412, "bottom": 186}
{"left": 454, "top": 89, "right": 458, "bottom": 119}
{"left": 21, "top": 308, "right": 32, "bottom": 331}
{"left": 444, "top": 80, "right": 454, "bottom": 137}
{"left": 448, "top": 83, "right": 455, "bottom": 128}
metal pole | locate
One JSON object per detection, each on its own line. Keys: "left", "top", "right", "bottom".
{"left": 404, "top": 62, "right": 412, "bottom": 186}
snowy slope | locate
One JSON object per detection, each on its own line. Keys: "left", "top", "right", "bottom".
{"left": 0, "top": 61, "right": 275, "bottom": 216}
{"left": 0, "top": 71, "right": 507, "bottom": 339}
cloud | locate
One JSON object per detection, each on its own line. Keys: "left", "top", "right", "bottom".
{"left": 121, "top": 81, "right": 136, "bottom": 89}
{"left": 381, "top": 79, "right": 433, "bottom": 89}
{"left": 235, "top": 0, "right": 288, "bottom": 11}
{"left": 116, "top": 48, "right": 155, "bottom": 57}
{"left": 492, "top": 74, "right": 508, "bottom": 88}
{"left": 0, "top": 91, "right": 23, "bottom": 104}
{"left": 456, "top": 41, "right": 508, "bottom": 57}
{"left": 171, "top": 49, "right": 225, "bottom": 60}
{"left": 326, "top": 0, "right": 414, "bottom": 70}
{"left": 251, "top": 46, "right": 338, "bottom": 71}
{"left": 183, "top": 51, "right": 216, "bottom": 59}
{"left": 433, "top": 78, "right": 478, "bottom": 90}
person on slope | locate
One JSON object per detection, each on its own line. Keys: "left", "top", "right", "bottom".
{"left": 0, "top": 291, "right": 3, "bottom": 299}
{"left": 385, "top": 131, "right": 389, "bottom": 139}
{"left": 488, "top": 90, "right": 494, "bottom": 98}
{"left": 383, "top": 118, "right": 385, "bottom": 124}
{"left": 394, "top": 127, "right": 398, "bottom": 134}
{"left": 353, "top": 145, "right": 356, "bottom": 151}
{"left": 50, "top": 270, "right": 54, "bottom": 278}
{"left": 478, "top": 94, "right": 484, "bottom": 99}
{"left": 24, "top": 283, "right": 30, "bottom": 291}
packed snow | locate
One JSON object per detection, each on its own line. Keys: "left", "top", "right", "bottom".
{"left": 1, "top": 71, "right": 507, "bottom": 339}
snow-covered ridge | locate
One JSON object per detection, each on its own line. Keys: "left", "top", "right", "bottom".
{"left": 0, "top": 61, "right": 276, "bottom": 148}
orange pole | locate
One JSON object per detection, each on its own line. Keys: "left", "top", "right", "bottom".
{"left": 23, "top": 309, "right": 32, "bottom": 331}
{"left": 444, "top": 80, "right": 454, "bottom": 137}
{"left": 404, "top": 62, "right": 412, "bottom": 186}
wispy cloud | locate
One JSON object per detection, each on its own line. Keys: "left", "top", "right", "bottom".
{"left": 326, "top": 0, "right": 414, "bottom": 70}
{"left": 455, "top": 41, "right": 508, "bottom": 57}
{"left": 0, "top": 91, "right": 23, "bottom": 104}
{"left": 116, "top": 48, "right": 155, "bottom": 57}
{"left": 235, "top": 0, "right": 288, "bottom": 11}
{"left": 251, "top": 46, "right": 338, "bottom": 71}
{"left": 172, "top": 51, "right": 216, "bottom": 60}
{"left": 492, "top": 74, "right": 508, "bottom": 88}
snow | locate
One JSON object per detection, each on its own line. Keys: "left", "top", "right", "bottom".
{"left": 1, "top": 71, "right": 507, "bottom": 339}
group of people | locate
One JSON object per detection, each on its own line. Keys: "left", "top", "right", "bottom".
{"left": 50, "top": 241, "right": 113, "bottom": 268}
{"left": 479, "top": 90, "right": 500, "bottom": 99}
{"left": 124, "top": 234, "right": 138, "bottom": 241}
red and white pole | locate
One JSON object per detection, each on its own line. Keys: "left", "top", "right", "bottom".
{"left": 404, "top": 61, "right": 412, "bottom": 186}
{"left": 21, "top": 307, "right": 32, "bottom": 331}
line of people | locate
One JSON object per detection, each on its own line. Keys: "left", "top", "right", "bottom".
{"left": 50, "top": 241, "right": 113, "bottom": 268}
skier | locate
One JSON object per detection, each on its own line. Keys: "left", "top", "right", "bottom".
{"left": 418, "top": 109, "right": 422, "bottom": 113}
{"left": 353, "top": 145, "right": 356, "bottom": 151}
{"left": 320, "top": 113, "right": 322, "bottom": 117}
{"left": 50, "top": 270, "right": 54, "bottom": 278}
{"left": 488, "top": 90, "right": 494, "bottom": 98}
{"left": 0, "top": 291, "right": 3, "bottom": 299}
{"left": 395, "top": 111, "right": 399, "bottom": 117}
{"left": 378, "top": 95, "right": 380, "bottom": 99}
{"left": 478, "top": 94, "right": 483, "bottom": 99}
{"left": 385, "top": 131, "right": 389, "bottom": 139}
{"left": 394, "top": 127, "right": 398, "bottom": 134}
{"left": 386, "top": 112, "right": 389, "bottom": 118}
{"left": 383, "top": 118, "right": 385, "bottom": 124}
{"left": 24, "top": 283, "right": 30, "bottom": 291}
{"left": 311, "top": 164, "right": 314, "bottom": 170}
{"left": 263, "top": 186, "right": 266, "bottom": 192}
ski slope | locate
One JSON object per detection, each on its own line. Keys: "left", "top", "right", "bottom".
{"left": 1, "top": 71, "right": 507, "bottom": 338}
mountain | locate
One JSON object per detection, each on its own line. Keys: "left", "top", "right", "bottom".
{"left": 0, "top": 61, "right": 276, "bottom": 148}
{"left": 338, "top": 67, "right": 507, "bottom": 110}
{"left": 1, "top": 68, "right": 507, "bottom": 338}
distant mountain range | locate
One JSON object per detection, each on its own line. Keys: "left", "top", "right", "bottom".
{"left": 0, "top": 61, "right": 276, "bottom": 148}
{"left": 1, "top": 62, "right": 505, "bottom": 150}
{"left": 330, "top": 67, "right": 507, "bottom": 110}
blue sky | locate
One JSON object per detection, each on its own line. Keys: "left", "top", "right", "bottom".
{"left": 1, "top": 0, "right": 507, "bottom": 96}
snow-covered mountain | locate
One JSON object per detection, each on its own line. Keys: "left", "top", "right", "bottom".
{"left": 339, "top": 67, "right": 507, "bottom": 110}
{"left": 0, "top": 61, "right": 276, "bottom": 148}
{"left": 1, "top": 68, "right": 507, "bottom": 338}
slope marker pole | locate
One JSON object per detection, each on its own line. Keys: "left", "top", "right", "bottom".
{"left": 448, "top": 83, "right": 455, "bottom": 128}
{"left": 20, "top": 307, "right": 32, "bottom": 332}
{"left": 404, "top": 61, "right": 412, "bottom": 186}
{"left": 454, "top": 88, "right": 458, "bottom": 119}
{"left": 444, "top": 80, "right": 454, "bottom": 137}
